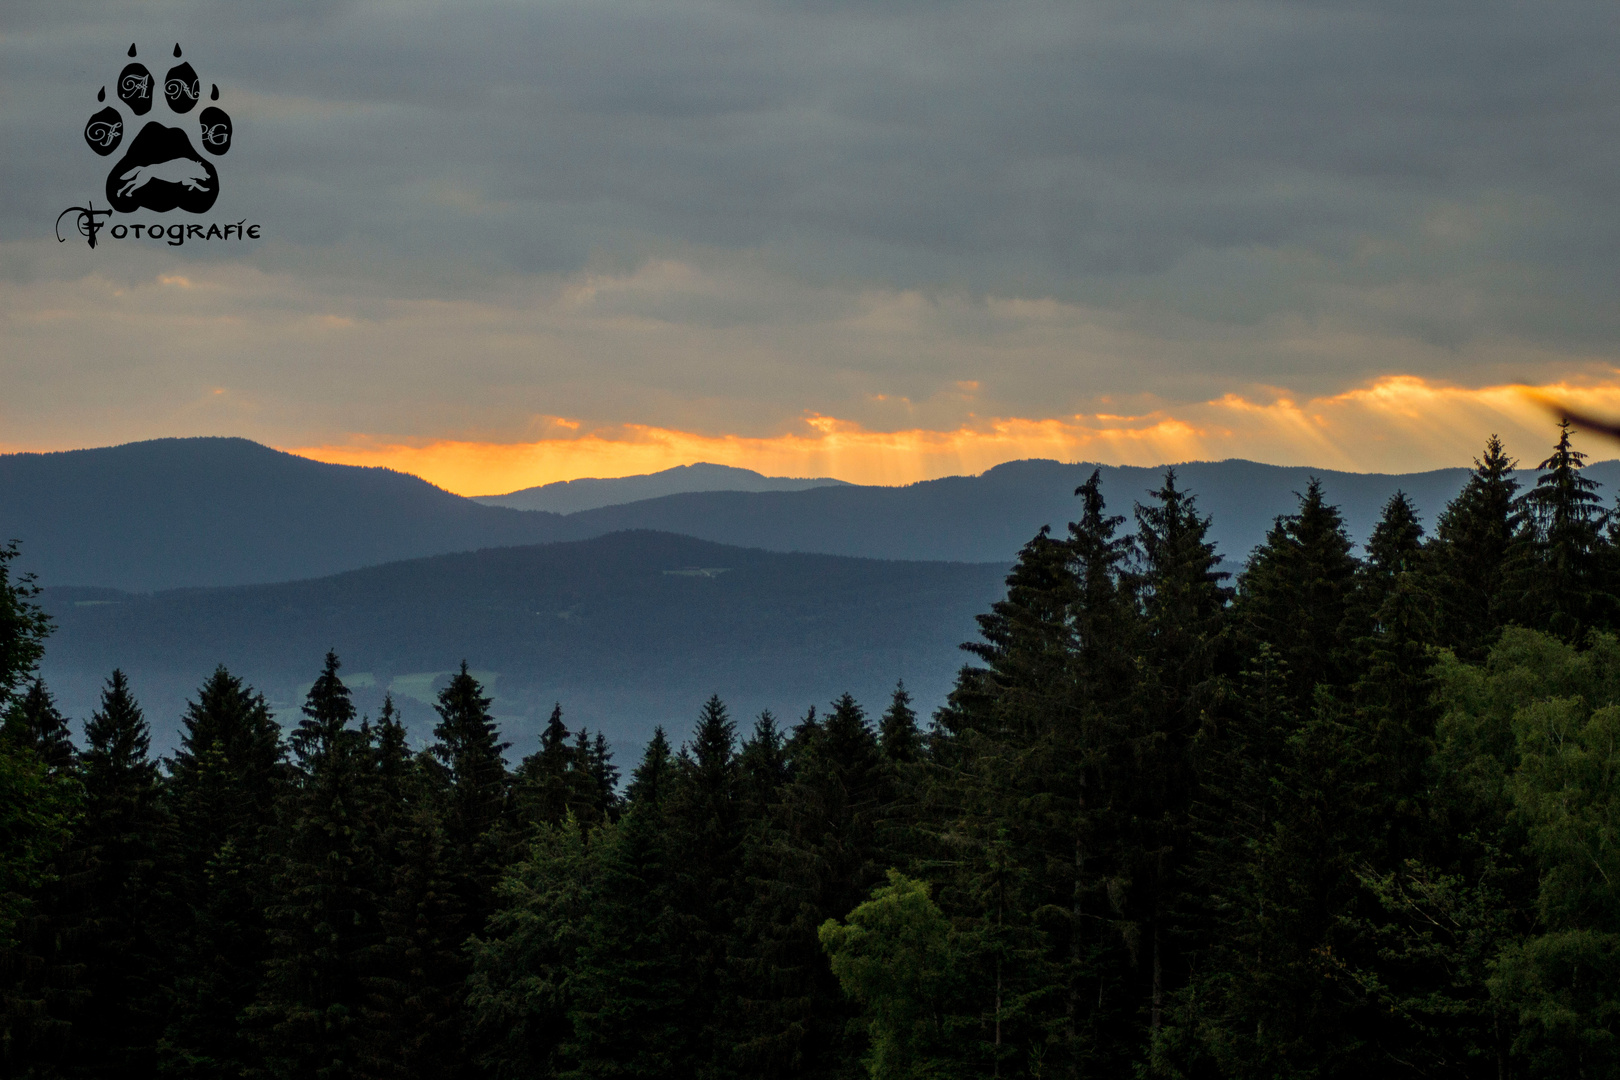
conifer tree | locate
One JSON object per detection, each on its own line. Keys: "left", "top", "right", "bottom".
{"left": 737, "top": 711, "right": 788, "bottom": 816}
{"left": 1129, "top": 469, "right": 1232, "bottom": 1038}
{"left": 1354, "top": 490, "right": 1426, "bottom": 631}
{"left": 0, "top": 551, "right": 74, "bottom": 1078}
{"left": 564, "top": 728, "right": 610, "bottom": 825}
{"left": 666, "top": 697, "right": 744, "bottom": 1072}
{"left": 358, "top": 696, "right": 464, "bottom": 1080}
{"left": 74, "top": 669, "right": 167, "bottom": 1078}
{"left": 516, "top": 703, "right": 572, "bottom": 828}
{"left": 160, "top": 667, "right": 287, "bottom": 1079}
{"left": 936, "top": 524, "right": 1079, "bottom": 744}
{"left": 1428, "top": 435, "right": 1519, "bottom": 659}
{"left": 0, "top": 681, "right": 81, "bottom": 1077}
{"left": 0, "top": 541, "right": 52, "bottom": 716}
{"left": 1236, "top": 478, "right": 1360, "bottom": 708}
{"left": 2, "top": 678, "right": 76, "bottom": 773}
{"left": 588, "top": 731, "right": 621, "bottom": 820}
{"left": 733, "top": 695, "right": 892, "bottom": 1078}
{"left": 1041, "top": 473, "right": 1140, "bottom": 1072}
{"left": 466, "top": 811, "right": 598, "bottom": 1078}
{"left": 1505, "top": 419, "right": 1614, "bottom": 639}
{"left": 563, "top": 729, "right": 690, "bottom": 1078}
{"left": 624, "top": 727, "right": 673, "bottom": 806}
{"left": 926, "top": 473, "right": 1143, "bottom": 1075}
{"left": 1350, "top": 493, "right": 1440, "bottom": 866}
{"left": 430, "top": 662, "right": 511, "bottom": 935}
{"left": 878, "top": 682, "right": 921, "bottom": 764}
{"left": 250, "top": 652, "right": 379, "bottom": 1080}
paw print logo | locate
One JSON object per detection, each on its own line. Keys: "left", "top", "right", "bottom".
{"left": 83, "top": 43, "right": 232, "bottom": 214}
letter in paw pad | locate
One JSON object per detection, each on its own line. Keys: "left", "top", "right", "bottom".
{"left": 83, "top": 43, "right": 234, "bottom": 214}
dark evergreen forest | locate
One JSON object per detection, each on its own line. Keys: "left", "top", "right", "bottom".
{"left": 5, "top": 422, "right": 1620, "bottom": 1079}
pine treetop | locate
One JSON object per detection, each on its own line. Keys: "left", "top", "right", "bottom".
{"left": 878, "top": 681, "right": 921, "bottom": 763}
{"left": 687, "top": 695, "right": 737, "bottom": 781}
{"left": 627, "top": 727, "right": 674, "bottom": 807}
{"left": 1237, "top": 478, "right": 1360, "bottom": 702}
{"left": 538, "top": 701, "right": 569, "bottom": 762}
{"left": 1517, "top": 419, "right": 1607, "bottom": 536}
{"left": 170, "top": 665, "right": 284, "bottom": 789}
{"left": 3, "top": 677, "right": 77, "bottom": 774}
{"left": 1365, "top": 491, "right": 1425, "bottom": 577}
{"left": 84, "top": 669, "right": 155, "bottom": 784}
{"left": 1134, "top": 468, "right": 1232, "bottom": 649}
{"left": 291, "top": 651, "right": 356, "bottom": 767}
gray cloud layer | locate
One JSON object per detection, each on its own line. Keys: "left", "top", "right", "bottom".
{"left": 2, "top": 0, "right": 1617, "bottom": 448}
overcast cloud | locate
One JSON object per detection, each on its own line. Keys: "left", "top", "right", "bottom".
{"left": 2, "top": 0, "right": 1616, "bottom": 468}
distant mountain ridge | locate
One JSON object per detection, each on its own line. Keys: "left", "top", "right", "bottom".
{"left": 472, "top": 462, "right": 851, "bottom": 513}
{"left": 0, "top": 438, "right": 562, "bottom": 590}
{"left": 6, "top": 437, "right": 1616, "bottom": 591}
{"left": 37, "top": 530, "right": 1009, "bottom": 753}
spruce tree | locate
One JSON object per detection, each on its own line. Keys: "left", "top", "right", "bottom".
{"left": 160, "top": 666, "right": 287, "bottom": 1080}
{"left": 2, "top": 678, "right": 76, "bottom": 773}
{"left": 737, "top": 711, "right": 788, "bottom": 817}
{"left": 1505, "top": 419, "right": 1614, "bottom": 639}
{"left": 430, "top": 662, "right": 511, "bottom": 935}
{"left": 1428, "top": 434, "right": 1519, "bottom": 659}
{"left": 0, "top": 548, "right": 74, "bottom": 1075}
{"left": 563, "top": 730, "right": 690, "bottom": 1078}
{"left": 358, "top": 696, "right": 464, "bottom": 1080}
{"left": 1235, "top": 478, "right": 1360, "bottom": 709}
{"left": 250, "top": 652, "right": 379, "bottom": 1080}
{"left": 877, "top": 682, "right": 921, "bottom": 764}
{"left": 1351, "top": 493, "right": 1439, "bottom": 865}
{"left": 466, "top": 813, "right": 598, "bottom": 1078}
{"left": 665, "top": 697, "right": 743, "bottom": 1074}
{"left": 565, "top": 729, "right": 609, "bottom": 825}
{"left": 516, "top": 703, "right": 572, "bottom": 828}
{"left": 588, "top": 732, "right": 621, "bottom": 820}
{"left": 0, "top": 541, "right": 52, "bottom": 715}
{"left": 1129, "top": 469, "right": 1232, "bottom": 1039}
{"left": 926, "top": 472, "right": 1143, "bottom": 1076}
{"left": 1353, "top": 490, "right": 1426, "bottom": 635}
{"left": 74, "top": 669, "right": 167, "bottom": 1079}
{"left": 732, "top": 695, "right": 892, "bottom": 1079}
{"left": 936, "top": 524, "right": 1079, "bottom": 744}
{"left": 0, "top": 680, "right": 82, "bottom": 1077}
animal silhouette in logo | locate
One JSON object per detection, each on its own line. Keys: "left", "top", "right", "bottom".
{"left": 82, "top": 43, "right": 232, "bottom": 214}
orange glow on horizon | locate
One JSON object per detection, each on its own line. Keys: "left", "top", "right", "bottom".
{"left": 285, "top": 374, "right": 1620, "bottom": 497}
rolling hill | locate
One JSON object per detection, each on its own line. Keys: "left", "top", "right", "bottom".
{"left": 7, "top": 437, "right": 1616, "bottom": 591}
{"left": 0, "top": 438, "right": 563, "bottom": 590}
{"left": 37, "top": 531, "right": 1009, "bottom": 755}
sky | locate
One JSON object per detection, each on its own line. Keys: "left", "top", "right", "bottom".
{"left": 3, "top": 0, "right": 1618, "bottom": 495}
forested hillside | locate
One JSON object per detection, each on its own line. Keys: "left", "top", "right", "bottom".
{"left": 4, "top": 424, "right": 1620, "bottom": 1078}
{"left": 35, "top": 532, "right": 1008, "bottom": 752}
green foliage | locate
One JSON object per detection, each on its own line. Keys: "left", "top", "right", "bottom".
{"left": 1428, "top": 436, "right": 1518, "bottom": 659}
{"left": 12, "top": 421, "right": 1620, "bottom": 1080}
{"left": 878, "top": 684, "right": 921, "bottom": 764}
{"left": 249, "top": 652, "right": 380, "bottom": 1080}
{"left": 1235, "top": 477, "right": 1360, "bottom": 708}
{"left": 820, "top": 872, "right": 956, "bottom": 1080}
{"left": 72, "top": 670, "right": 168, "bottom": 1077}
{"left": 160, "top": 665, "right": 287, "bottom": 1080}
{"left": 467, "top": 818, "right": 599, "bottom": 1078}
{"left": 1505, "top": 419, "right": 1615, "bottom": 640}
{"left": 0, "top": 542, "right": 52, "bottom": 716}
